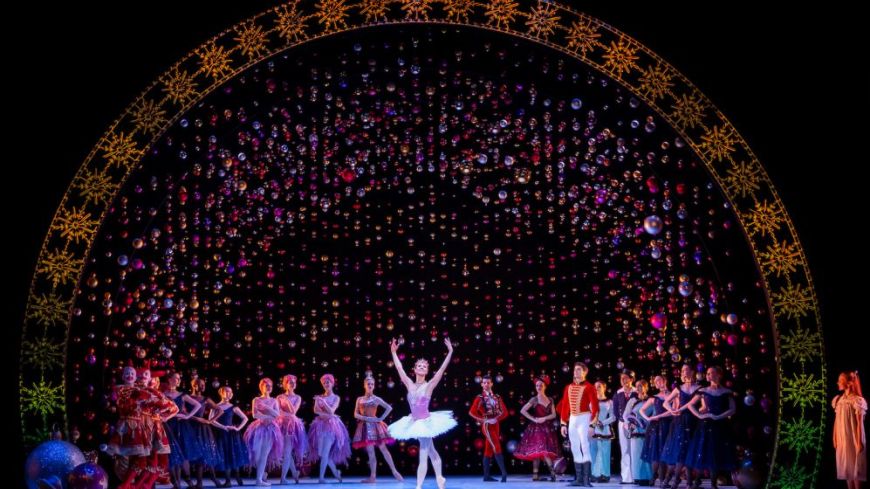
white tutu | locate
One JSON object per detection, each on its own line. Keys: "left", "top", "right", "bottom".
{"left": 387, "top": 410, "right": 457, "bottom": 440}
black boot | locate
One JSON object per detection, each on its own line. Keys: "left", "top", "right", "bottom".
{"left": 583, "top": 462, "right": 593, "bottom": 487}
{"left": 494, "top": 454, "right": 508, "bottom": 482}
{"left": 569, "top": 462, "right": 583, "bottom": 486}
{"left": 483, "top": 456, "right": 497, "bottom": 482}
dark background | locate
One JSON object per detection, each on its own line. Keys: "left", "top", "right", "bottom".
{"left": 8, "top": 2, "right": 866, "bottom": 486}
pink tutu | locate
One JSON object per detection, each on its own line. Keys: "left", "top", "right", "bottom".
{"left": 307, "top": 415, "right": 352, "bottom": 465}
{"left": 243, "top": 419, "right": 284, "bottom": 469}
{"left": 278, "top": 414, "right": 308, "bottom": 462}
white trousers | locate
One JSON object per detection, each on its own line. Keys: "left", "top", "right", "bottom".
{"left": 567, "top": 413, "right": 592, "bottom": 464}
{"left": 618, "top": 421, "right": 633, "bottom": 483}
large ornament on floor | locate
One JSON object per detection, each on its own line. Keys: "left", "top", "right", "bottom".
{"left": 24, "top": 440, "right": 86, "bottom": 489}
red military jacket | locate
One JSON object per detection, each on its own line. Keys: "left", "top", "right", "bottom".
{"left": 558, "top": 381, "right": 599, "bottom": 423}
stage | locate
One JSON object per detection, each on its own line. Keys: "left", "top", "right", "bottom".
{"left": 157, "top": 476, "right": 736, "bottom": 488}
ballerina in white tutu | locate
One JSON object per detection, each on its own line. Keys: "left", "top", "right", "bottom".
{"left": 387, "top": 337, "right": 457, "bottom": 489}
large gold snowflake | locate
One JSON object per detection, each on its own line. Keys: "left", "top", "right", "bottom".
{"left": 782, "top": 373, "right": 825, "bottom": 410}
{"left": 602, "top": 38, "right": 639, "bottom": 79}
{"left": 75, "top": 167, "right": 117, "bottom": 207}
{"left": 275, "top": 2, "right": 308, "bottom": 42}
{"left": 669, "top": 92, "right": 706, "bottom": 130}
{"left": 317, "top": 0, "right": 350, "bottom": 32}
{"left": 443, "top": 0, "right": 474, "bottom": 22}
{"left": 100, "top": 132, "right": 144, "bottom": 172}
{"left": 161, "top": 67, "right": 199, "bottom": 106}
{"left": 26, "top": 293, "right": 73, "bottom": 327}
{"left": 360, "top": 0, "right": 390, "bottom": 22}
{"left": 759, "top": 238, "right": 802, "bottom": 278}
{"left": 22, "top": 337, "right": 64, "bottom": 371}
{"left": 699, "top": 124, "right": 737, "bottom": 162}
{"left": 37, "top": 249, "right": 84, "bottom": 288}
{"left": 485, "top": 0, "right": 519, "bottom": 30}
{"left": 780, "top": 326, "right": 821, "bottom": 364}
{"left": 196, "top": 41, "right": 234, "bottom": 81}
{"left": 20, "top": 379, "right": 64, "bottom": 418}
{"left": 131, "top": 98, "right": 167, "bottom": 137}
{"left": 772, "top": 283, "right": 813, "bottom": 320}
{"left": 638, "top": 63, "right": 674, "bottom": 101}
{"left": 745, "top": 200, "right": 784, "bottom": 238}
{"left": 525, "top": 1, "right": 561, "bottom": 40}
{"left": 565, "top": 18, "right": 601, "bottom": 57}
{"left": 53, "top": 207, "right": 99, "bottom": 245}
{"left": 402, "top": 0, "right": 433, "bottom": 20}
{"left": 234, "top": 21, "right": 269, "bottom": 61}
{"left": 724, "top": 160, "right": 761, "bottom": 199}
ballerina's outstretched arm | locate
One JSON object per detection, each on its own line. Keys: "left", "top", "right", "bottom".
{"left": 427, "top": 338, "right": 454, "bottom": 393}
{"left": 390, "top": 338, "right": 415, "bottom": 391}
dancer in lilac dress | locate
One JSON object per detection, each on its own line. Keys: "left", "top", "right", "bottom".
{"left": 276, "top": 374, "right": 307, "bottom": 484}
{"left": 353, "top": 375, "right": 403, "bottom": 482}
{"left": 514, "top": 376, "right": 560, "bottom": 481}
{"left": 308, "top": 373, "right": 352, "bottom": 483}
{"left": 387, "top": 337, "right": 457, "bottom": 489}
{"left": 243, "top": 378, "right": 284, "bottom": 486}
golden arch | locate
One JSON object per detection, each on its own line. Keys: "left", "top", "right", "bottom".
{"left": 19, "top": 1, "right": 825, "bottom": 486}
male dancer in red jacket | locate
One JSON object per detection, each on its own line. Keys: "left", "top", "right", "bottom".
{"left": 469, "top": 374, "right": 509, "bottom": 482}
{"left": 559, "top": 362, "right": 599, "bottom": 487}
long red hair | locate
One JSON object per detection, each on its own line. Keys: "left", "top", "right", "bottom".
{"left": 841, "top": 371, "right": 863, "bottom": 398}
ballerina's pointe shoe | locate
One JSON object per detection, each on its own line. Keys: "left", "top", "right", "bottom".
{"left": 392, "top": 471, "right": 405, "bottom": 482}
{"left": 436, "top": 475, "right": 447, "bottom": 489}
{"left": 361, "top": 477, "right": 377, "bottom": 483}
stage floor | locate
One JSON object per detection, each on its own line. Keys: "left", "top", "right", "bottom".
{"left": 158, "top": 476, "right": 736, "bottom": 488}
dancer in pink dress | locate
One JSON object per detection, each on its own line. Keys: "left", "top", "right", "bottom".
{"left": 515, "top": 376, "right": 560, "bottom": 481}
{"left": 243, "top": 378, "right": 284, "bottom": 486}
{"left": 833, "top": 371, "right": 866, "bottom": 489}
{"left": 353, "top": 374, "right": 403, "bottom": 482}
{"left": 387, "top": 338, "right": 457, "bottom": 489}
{"left": 308, "top": 373, "right": 352, "bottom": 483}
{"left": 276, "top": 374, "right": 306, "bottom": 484}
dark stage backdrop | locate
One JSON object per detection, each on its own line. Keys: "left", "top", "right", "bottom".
{"left": 8, "top": 2, "right": 866, "bottom": 486}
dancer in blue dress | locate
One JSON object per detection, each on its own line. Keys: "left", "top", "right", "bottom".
{"left": 684, "top": 367, "right": 736, "bottom": 489}
{"left": 210, "top": 386, "right": 250, "bottom": 487}
{"left": 164, "top": 371, "right": 202, "bottom": 489}
{"left": 640, "top": 375, "right": 674, "bottom": 486}
{"left": 660, "top": 364, "right": 701, "bottom": 489}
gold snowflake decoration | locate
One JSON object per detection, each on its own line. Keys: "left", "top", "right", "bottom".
{"left": 26, "top": 293, "right": 73, "bottom": 327}
{"left": 781, "top": 326, "right": 821, "bottom": 364}
{"left": 100, "top": 132, "right": 144, "bottom": 172}
{"left": 22, "top": 337, "right": 64, "bottom": 371}
{"left": 53, "top": 207, "right": 99, "bottom": 245}
{"left": 74, "top": 167, "right": 117, "bottom": 207}
{"left": 771, "top": 464, "right": 810, "bottom": 489}
{"left": 669, "top": 92, "right": 706, "bottom": 130}
{"left": 724, "top": 160, "right": 761, "bottom": 199}
{"left": 234, "top": 21, "right": 269, "bottom": 61}
{"left": 772, "top": 283, "right": 813, "bottom": 320}
{"left": 525, "top": 1, "right": 561, "bottom": 40}
{"left": 402, "top": 0, "right": 433, "bottom": 20}
{"left": 360, "top": 0, "right": 390, "bottom": 22}
{"left": 316, "top": 0, "right": 350, "bottom": 32}
{"left": 37, "top": 249, "right": 84, "bottom": 289}
{"left": 21, "top": 379, "right": 64, "bottom": 417}
{"left": 602, "top": 38, "right": 639, "bottom": 79}
{"left": 745, "top": 200, "right": 784, "bottom": 238}
{"left": 196, "top": 41, "right": 233, "bottom": 81}
{"left": 485, "top": 0, "right": 519, "bottom": 30}
{"left": 638, "top": 63, "right": 674, "bottom": 101}
{"left": 699, "top": 124, "right": 737, "bottom": 163}
{"left": 161, "top": 67, "right": 199, "bottom": 106}
{"left": 759, "top": 238, "right": 802, "bottom": 278}
{"left": 782, "top": 373, "right": 825, "bottom": 410}
{"left": 275, "top": 2, "right": 308, "bottom": 43}
{"left": 443, "top": 0, "right": 474, "bottom": 22}
{"left": 565, "top": 18, "right": 601, "bottom": 57}
{"left": 130, "top": 98, "right": 167, "bottom": 137}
